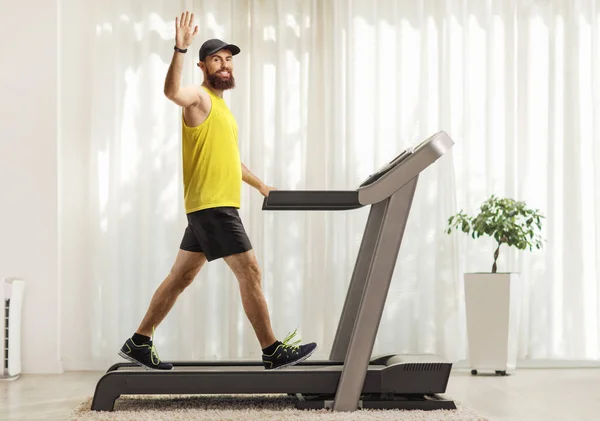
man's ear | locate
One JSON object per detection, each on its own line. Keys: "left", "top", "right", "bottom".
{"left": 197, "top": 61, "right": 204, "bottom": 70}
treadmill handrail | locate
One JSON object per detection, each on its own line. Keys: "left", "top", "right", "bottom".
{"left": 262, "top": 190, "right": 362, "bottom": 211}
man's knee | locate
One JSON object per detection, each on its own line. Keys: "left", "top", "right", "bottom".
{"left": 247, "top": 262, "right": 261, "bottom": 282}
{"left": 237, "top": 261, "right": 262, "bottom": 287}
{"left": 170, "top": 264, "right": 201, "bottom": 291}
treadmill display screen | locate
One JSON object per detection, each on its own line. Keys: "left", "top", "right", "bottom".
{"left": 359, "top": 147, "right": 414, "bottom": 187}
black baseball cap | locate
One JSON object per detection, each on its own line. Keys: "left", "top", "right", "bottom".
{"left": 199, "top": 38, "right": 241, "bottom": 61}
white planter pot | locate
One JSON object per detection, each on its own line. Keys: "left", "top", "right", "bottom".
{"left": 464, "top": 273, "right": 521, "bottom": 375}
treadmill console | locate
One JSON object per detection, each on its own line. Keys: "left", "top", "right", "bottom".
{"left": 359, "top": 147, "right": 414, "bottom": 187}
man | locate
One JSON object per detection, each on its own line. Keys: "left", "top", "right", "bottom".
{"left": 118, "top": 11, "right": 317, "bottom": 371}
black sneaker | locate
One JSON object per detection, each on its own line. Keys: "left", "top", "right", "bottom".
{"left": 262, "top": 330, "right": 318, "bottom": 370}
{"left": 118, "top": 334, "right": 173, "bottom": 371}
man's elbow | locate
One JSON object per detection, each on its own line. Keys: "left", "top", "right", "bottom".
{"left": 164, "top": 90, "right": 185, "bottom": 106}
{"left": 164, "top": 88, "right": 176, "bottom": 100}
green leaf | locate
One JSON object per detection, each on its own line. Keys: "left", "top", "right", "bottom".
{"left": 445, "top": 194, "right": 545, "bottom": 270}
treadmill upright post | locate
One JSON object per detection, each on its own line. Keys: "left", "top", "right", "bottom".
{"left": 329, "top": 194, "right": 388, "bottom": 361}
{"left": 332, "top": 177, "right": 419, "bottom": 412}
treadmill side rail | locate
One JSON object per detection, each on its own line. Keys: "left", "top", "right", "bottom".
{"left": 262, "top": 190, "right": 362, "bottom": 210}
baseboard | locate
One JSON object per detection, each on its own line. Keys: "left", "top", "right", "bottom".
{"left": 62, "top": 358, "right": 114, "bottom": 372}
{"left": 452, "top": 359, "right": 600, "bottom": 369}
{"left": 22, "top": 360, "right": 64, "bottom": 374}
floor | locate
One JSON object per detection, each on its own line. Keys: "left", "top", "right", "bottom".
{"left": 1, "top": 368, "right": 598, "bottom": 421}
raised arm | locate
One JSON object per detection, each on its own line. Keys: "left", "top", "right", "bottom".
{"left": 164, "top": 11, "right": 201, "bottom": 107}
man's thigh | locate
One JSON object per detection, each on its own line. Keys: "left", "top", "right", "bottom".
{"left": 223, "top": 250, "right": 260, "bottom": 281}
{"left": 188, "top": 207, "right": 253, "bottom": 262}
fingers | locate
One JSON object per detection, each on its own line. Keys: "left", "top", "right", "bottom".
{"left": 193, "top": 25, "right": 199, "bottom": 36}
{"left": 177, "top": 11, "right": 195, "bottom": 28}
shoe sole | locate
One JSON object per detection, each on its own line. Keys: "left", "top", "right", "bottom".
{"left": 269, "top": 345, "right": 318, "bottom": 370}
{"left": 117, "top": 350, "right": 174, "bottom": 371}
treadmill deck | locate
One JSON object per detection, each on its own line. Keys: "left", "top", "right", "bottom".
{"left": 92, "top": 357, "right": 453, "bottom": 411}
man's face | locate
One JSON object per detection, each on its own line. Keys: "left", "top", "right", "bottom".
{"left": 201, "top": 49, "right": 235, "bottom": 90}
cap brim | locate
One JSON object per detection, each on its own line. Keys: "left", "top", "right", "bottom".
{"left": 207, "top": 44, "right": 241, "bottom": 57}
{"left": 225, "top": 44, "right": 241, "bottom": 55}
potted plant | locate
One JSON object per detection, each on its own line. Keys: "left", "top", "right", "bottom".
{"left": 446, "top": 194, "right": 544, "bottom": 375}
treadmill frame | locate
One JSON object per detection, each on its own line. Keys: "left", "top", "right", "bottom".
{"left": 90, "top": 132, "right": 456, "bottom": 412}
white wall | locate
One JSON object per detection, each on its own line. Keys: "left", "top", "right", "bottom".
{"left": 0, "top": 0, "right": 61, "bottom": 373}
{"left": 0, "top": 0, "right": 96, "bottom": 375}
{"left": 58, "top": 0, "right": 95, "bottom": 371}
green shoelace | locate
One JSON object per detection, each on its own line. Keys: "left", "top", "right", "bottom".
{"left": 149, "top": 327, "right": 162, "bottom": 365}
{"left": 280, "top": 329, "right": 301, "bottom": 353}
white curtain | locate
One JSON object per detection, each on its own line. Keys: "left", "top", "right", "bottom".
{"left": 69, "top": 0, "right": 600, "bottom": 367}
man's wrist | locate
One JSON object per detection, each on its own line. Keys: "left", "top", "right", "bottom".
{"left": 174, "top": 45, "right": 188, "bottom": 53}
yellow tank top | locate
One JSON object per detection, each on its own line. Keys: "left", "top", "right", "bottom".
{"left": 181, "top": 86, "right": 242, "bottom": 213}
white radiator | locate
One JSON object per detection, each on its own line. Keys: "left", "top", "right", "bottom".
{"left": 1, "top": 278, "right": 25, "bottom": 380}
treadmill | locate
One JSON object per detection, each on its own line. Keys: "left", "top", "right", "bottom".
{"left": 91, "top": 131, "right": 456, "bottom": 412}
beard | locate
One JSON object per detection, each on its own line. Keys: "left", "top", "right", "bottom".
{"left": 206, "top": 68, "right": 236, "bottom": 90}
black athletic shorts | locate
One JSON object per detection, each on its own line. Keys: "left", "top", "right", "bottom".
{"left": 179, "top": 206, "right": 253, "bottom": 261}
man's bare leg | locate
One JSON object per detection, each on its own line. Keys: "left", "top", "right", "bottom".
{"left": 223, "top": 249, "right": 277, "bottom": 348}
{"left": 136, "top": 249, "right": 207, "bottom": 337}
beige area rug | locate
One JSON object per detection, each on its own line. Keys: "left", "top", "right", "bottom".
{"left": 69, "top": 394, "right": 489, "bottom": 421}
